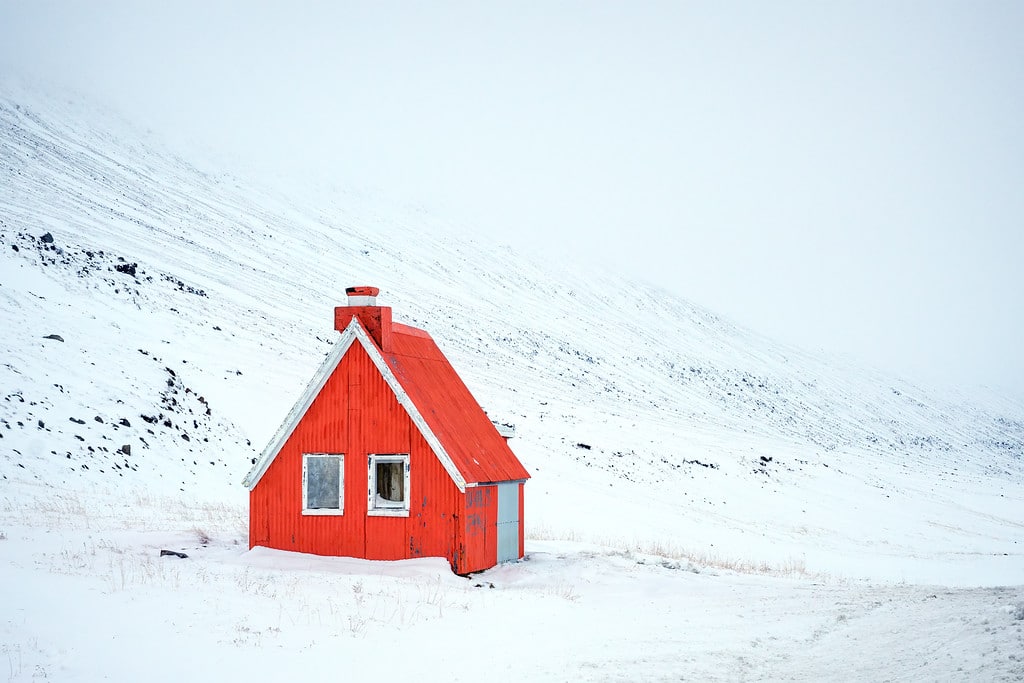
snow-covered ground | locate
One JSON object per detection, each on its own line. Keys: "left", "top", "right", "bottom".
{"left": 1, "top": 81, "right": 1023, "bottom": 680}
{"left": 3, "top": 512, "right": 1022, "bottom": 681}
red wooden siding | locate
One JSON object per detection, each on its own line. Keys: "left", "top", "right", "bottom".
{"left": 248, "top": 294, "right": 529, "bottom": 574}
{"left": 250, "top": 342, "right": 464, "bottom": 566}
{"left": 459, "top": 485, "right": 498, "bottom": 574}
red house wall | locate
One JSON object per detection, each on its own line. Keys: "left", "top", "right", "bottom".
{"left": 459, "top": 485, "right": 497, "bottom": 574}
{"left": 249, "top": 343, "right": 468, "bottom": 569}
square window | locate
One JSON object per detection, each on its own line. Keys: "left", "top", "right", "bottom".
{"left": 368, "top": 454, "right": 410, "bottom": 516}
{"left": 377, "top": 461, "right": 404, "bottom": 502}
{"left": 303, "top": 453, "right": 343, "bottom": 514}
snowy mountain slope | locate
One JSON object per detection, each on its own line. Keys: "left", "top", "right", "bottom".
{"left": 2, "top": 82, "right": 1024, "bottom": 682}
{"left": 1, "top": 83, "right": 1022, "bottom": 586}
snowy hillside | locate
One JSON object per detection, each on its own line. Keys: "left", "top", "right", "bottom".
{"left": 1, "top": 84, "right": 1023, "bottom": 680}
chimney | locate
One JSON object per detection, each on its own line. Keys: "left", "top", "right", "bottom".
{"left": 335, "top": 286, "right": 392, "bottom": 352}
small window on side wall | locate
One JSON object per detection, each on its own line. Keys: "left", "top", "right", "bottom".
{"left": 368, "top": 454, "right": 410, "bottom": 516}
{"left": 303, "top": 453, "right": 343, "bottom": 515}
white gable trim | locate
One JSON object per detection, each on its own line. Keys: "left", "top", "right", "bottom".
{"left": 241, "top": 328, "right": 354, "bottom": 489}
{"left": 350, "top": 320, "right": 467, "bottom": 491}
{"left": 242, "top": 318, "right": 467, "bottom": 492}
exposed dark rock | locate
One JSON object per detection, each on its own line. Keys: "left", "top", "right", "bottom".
{"left": 114, "top": 262, "right": 138, "bottom": 277}
{"left": 159, "top": 550, "right": 188, "bottom": 559}
{"left": 119, "top": 444, "right": 131, "bottom": 456}
{"left": 42, "top": 334, "right": 64, "bottom": 342}
{"left": 69, "top": 417, "right": 85, "bottom": 424}
{"left": 682, "top": 458, "right": 718, "bottom": 470}
{"left": 94, "top": 415, "right": 104, "bottom": 423}
{"left": 160, "top": 273, "right": 207, "bottom": 297}
{"left": 40, "top": 232, "right": 54, "bottom": 244}
{"left": 119, "top": 418, "right": 131, "bottom": 427}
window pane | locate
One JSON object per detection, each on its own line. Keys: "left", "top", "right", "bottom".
{"left": 307, "top": 456, "right": 340, "bottom": 509}
{"left": 376, "top": 462, "right": 404, "bottom": 502}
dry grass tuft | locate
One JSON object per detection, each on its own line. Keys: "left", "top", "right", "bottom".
{"left": 527, "top": 523, "right": 816, "bottom": 579}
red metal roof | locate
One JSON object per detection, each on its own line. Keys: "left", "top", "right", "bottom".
{"left": 382, "top": 322, "right": 530, "bottom": 485}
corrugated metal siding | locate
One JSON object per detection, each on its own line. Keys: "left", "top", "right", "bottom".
{"left": 518, "top": 482, "right": 525, "bottom": 559}
{"left": 385, "top": 324, "right": 530, "bottom": 485}
{"left": 459, "top": 485, "right": 497, "bottom": 574}
{"left": 496, "top": 482, "right": 520, "bottom": 563}
{"left": 251, "top": 342, "right": 465, "bottom": 567}
{"left": 406, "top": 424, "right": 463, "bottom": 566}
{"left": 497, "top": 481, "right": 519, "bottom": 521}
{"left": 250, "top": 313, "right": 527, "bottom": 573}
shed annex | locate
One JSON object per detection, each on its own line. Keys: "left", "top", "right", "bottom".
{"left": 243, "top": 286, "right": 529, "bottom": 574}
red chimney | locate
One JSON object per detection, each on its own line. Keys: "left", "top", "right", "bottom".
{"left": 335, "top": 286, "right": 392, "bottom": 352}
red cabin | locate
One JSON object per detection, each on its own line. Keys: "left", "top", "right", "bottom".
{"left": 243, "top": 287, "right": 530, "bottom": 574}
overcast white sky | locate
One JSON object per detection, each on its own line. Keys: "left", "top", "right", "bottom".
{"left": 2, "top": 2, "right": 1022, "bottom": 398}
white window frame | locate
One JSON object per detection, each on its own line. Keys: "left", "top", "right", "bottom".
{"left": 367, "top": 453, "right": 410, "bottom": 517}
{"left": 302, "top": 453, "right": 344, "bottom": 515}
